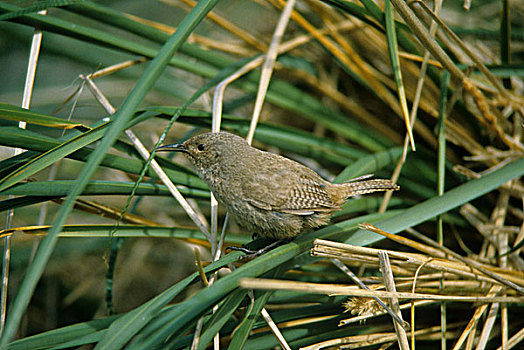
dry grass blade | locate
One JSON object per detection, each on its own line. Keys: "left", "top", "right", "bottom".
{"left": 313, "top": 238, "right": 524, "bottom": 287}
{"left": 89, "top": 58, "right": 148, "bottom": 79}
{"left": 59, "top": 198, "right": 162, "bottom": 226}
{"left": 163, "top": 0, "right": 268, "bottom": 51}
{"left": 260, "top": 308, "right": 292, "bottom": 350}
{"left": 452, "top": 285, "right": 503, "bottom": 350}
{"left": 246, "top": 0, "right": 295, "bottom": 144}
{"left": 493, "top": 185, "right": 511, "bottom": 349}
{"left": 359, "top": 224, "right": 524, "bottom": 294}
{"left": 302, "top": 324, "right": 461, "bottom": 350}
{"left": 475, "top": 302, "right": 499, "bottom": 350}
{"left": 410, "top": 255, "right": 433, "bottom": 348}
{"left": 330, "top": 258, "right": 408, "bottom": 330}
{"left": 378, "top": 251, "right": 410, "bottom": 349}
{"left": 239, "top": 278, "right": 524, "bottom": 303}
{"left": 1, "top": 9, "right": 46, "bottom": 337}
{"left": 497, "top": 326, "right": 524, "bottom": 350}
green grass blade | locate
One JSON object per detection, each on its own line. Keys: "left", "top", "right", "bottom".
{"left": 0, "top": 103, "right": 87, "bottom": 130}
{"left": 0, "top": 196, "right": 51, "bottom": 213}
{"left": 196, "top": 290, "right": 248, "bottom": 350}
{"left": 0, "top": 0, "right": 82, "bottom": 21}
{"left": 0, "top": 127, "right": 206, "bottom": 190}
{"left": 48, "top": 330, "right": 106, "bottom": 349}
{"left": 352, "top": 0, "right": 422, "bottom": 58}
{"left": 4, "top": 255, "right": 239, "bottom": 350}
{"left": 5, "top": 316, "right": 118, "bottom": 350}
{"left": 0, "top": 123, "right": 109, "bottom": 192}
{"left": 334, "top": 198, "right": 406, "bottom": 219}
{"left": 227, "top": 291, "right": 273, "bottom": 350}
{"left": 7, "top": 225, "right": 249, "bottom": 244}
{"left": 385, "top": 0, "right": 414, "bottom": 149}
{"left": 501, "top": 0, "right": 511, "bottom": 88}
{"left": 0, "top": 180, "right": 209, "bottom": 199}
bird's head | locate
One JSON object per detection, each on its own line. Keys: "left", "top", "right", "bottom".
{"left": 156, "top": 131, "right": 248, "bottom": 176}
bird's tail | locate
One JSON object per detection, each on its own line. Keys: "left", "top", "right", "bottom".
{"left": 339, "top": 179, "right": 399, "bottom": 199}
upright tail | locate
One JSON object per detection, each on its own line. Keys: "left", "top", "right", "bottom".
{"left": 334, "top": 179, "right": 399, "bottom": 202}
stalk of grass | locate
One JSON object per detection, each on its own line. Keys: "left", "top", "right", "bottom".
{"left": 437, "top": 70, "right": 450, "bottom": 350}
{"left": 500, "top": 0, "right": 511, "bottom": 89}
{"left": 385, "top": 0, "right": 415, "bottom": 150}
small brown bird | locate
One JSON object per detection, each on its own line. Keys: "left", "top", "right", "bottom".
{"left": 157, "top": 132, "right": 399, "bottom": 243}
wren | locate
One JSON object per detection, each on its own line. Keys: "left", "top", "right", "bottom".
{"left": 157, "top": 132, "right": 399, "bottom": 246}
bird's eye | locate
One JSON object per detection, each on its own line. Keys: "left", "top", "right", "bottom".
{"left": 197, "top": 144, "right": 205, "bottom": 151}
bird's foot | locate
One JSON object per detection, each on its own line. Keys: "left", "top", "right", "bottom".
{"left": 227, "top": 238, "right": 291, "bottom": 260}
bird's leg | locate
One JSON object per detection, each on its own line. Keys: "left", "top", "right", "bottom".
{"left": 226, "top": 232, "right": 261, "bottom": 254}
{"left": 227, "top": 238, "right": 292, "bottom": 259}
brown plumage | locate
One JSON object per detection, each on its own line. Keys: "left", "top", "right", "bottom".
{"left": 158, "top": 132, "right": 399, "bottom": 239}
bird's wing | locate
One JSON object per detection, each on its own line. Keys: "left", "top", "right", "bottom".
{"left": 241, "top": 157, "right": 338, "bottom": 215}
{"left": 277, "top": 176, "right": 339, "bottom": 214}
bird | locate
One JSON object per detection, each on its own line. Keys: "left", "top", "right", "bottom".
{"left": 157, "top": 131, "right": 399, "bottom": 252}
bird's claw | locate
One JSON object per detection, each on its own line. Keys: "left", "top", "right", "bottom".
{"left": 226, "top": 246, "right": 266, "bottom": 260}
{"left": 226, "top": 238, "right": 291, "bottom": 260}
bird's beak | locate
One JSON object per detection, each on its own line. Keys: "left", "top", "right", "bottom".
{"left": 156, "top": 143, "right": 189, "bottom": 153}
